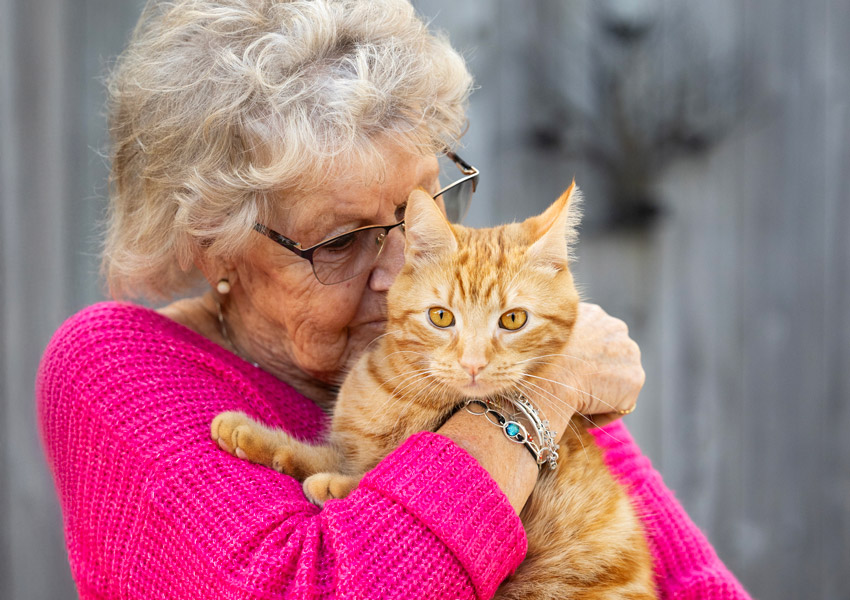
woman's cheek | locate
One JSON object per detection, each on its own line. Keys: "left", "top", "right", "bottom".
{"left": 289, "top": 289, "right": 364, "bottom": 367}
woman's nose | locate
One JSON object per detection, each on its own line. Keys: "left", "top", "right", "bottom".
{"left": 369, "top": 226, "right": 405, "bottom": 291}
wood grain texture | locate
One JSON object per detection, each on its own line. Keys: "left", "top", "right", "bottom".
{"left": 419, "top": 1, "right": 849, "bottom": 598}
{"left": 1, "top": 0, "right": 846, "bottom": 598}
{"left": 1, "top": 1, "right": 145, "bottom": 598}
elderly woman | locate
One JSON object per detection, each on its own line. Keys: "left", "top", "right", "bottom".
{"left": 37, "top": 1, "right": 750, "bottom": 598}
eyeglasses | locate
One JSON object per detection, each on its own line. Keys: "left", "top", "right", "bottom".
{"left": 253, "top": 151, "right": 479, "bottom": 285}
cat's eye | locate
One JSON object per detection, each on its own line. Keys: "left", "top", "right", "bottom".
{"left": 428, "top": 307, "right": 456, "bottom": 328}
{"left": 499, "top": 309, "right": 528, "bottom": 331}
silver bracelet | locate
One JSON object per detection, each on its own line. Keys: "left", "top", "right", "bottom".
{"left": 463, "top": 393, "right": 559, "bottom": 470}
{"left": 506, "top": 391, "right": 560, "bottom": 470}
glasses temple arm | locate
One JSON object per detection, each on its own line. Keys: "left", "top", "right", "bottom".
{"left": 447, "top": 151, "right": 478, "bottom": 175}
{"left": 254, "top": 223, "right": 303, "bottom": 252}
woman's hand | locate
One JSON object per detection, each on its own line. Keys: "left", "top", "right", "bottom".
{"left": 525, "top": 302, "right": 645, "bottom": 432}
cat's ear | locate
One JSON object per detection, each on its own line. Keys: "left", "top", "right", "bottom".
{"left": 403, "top": 188, "right": 459, "bottom": 264}
{"left": 527, "top": 180, "right": 583, "bottom": 270}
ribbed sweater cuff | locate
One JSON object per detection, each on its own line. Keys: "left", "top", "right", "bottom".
{"left": 360, "top": 431, "right": 527, "bottom": 600}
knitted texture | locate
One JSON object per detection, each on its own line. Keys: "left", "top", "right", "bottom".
{"left": 589, "top": 424, "right": 752, "bottom": 598}
{"left": 37, "top": 302, "right": 750, "bottom": 599}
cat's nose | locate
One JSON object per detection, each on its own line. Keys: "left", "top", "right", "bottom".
{"left": 460, "top": 358, "right": 487, "bottom": 379}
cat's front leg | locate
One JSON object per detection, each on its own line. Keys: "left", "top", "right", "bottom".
{"left": 211, "top": 411, "right": 340, "bottom": 480}
{"left": 303, "top": 472, "right": 363, "bottom": 507}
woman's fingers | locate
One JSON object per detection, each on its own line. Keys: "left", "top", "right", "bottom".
{"left": 537, "top": 303, "right": 645, "bottom": 429}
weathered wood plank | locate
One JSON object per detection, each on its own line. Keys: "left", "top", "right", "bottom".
{"left": 4, "top": 0, "right": 78, "bottom": 597}
{"left": 419, "top": 1, "right": 850, "bottom": 598}
{"left": 1, "top": 1, "right": 144, "bottom": 598}
{"left": 2, "top": 0, "right": 847, "bottom": 597}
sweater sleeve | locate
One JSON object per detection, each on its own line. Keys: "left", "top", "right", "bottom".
{"left": 37, "top": 304, "right": 525, "bottom": 600}
{"left": 589, "top": 421, "right": 752, "bottom": 599}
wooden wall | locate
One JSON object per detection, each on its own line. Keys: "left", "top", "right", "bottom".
{"left": 1, "top": 0, "right": 847, "bottom": 598}
{"left": 424, "top": 1, "right": 849, "bottom": 597}
{"left": 1, "top": 1, "right": 146, "bottom": 597}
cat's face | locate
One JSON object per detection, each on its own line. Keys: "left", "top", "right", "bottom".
{"left": 386, "top": 185, "right": 581, "bottom": 405}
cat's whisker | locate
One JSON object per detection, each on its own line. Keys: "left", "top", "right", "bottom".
{"left": 516, "top": 379, "right": 574, "bottom": 415}
{"left": 382, "top": 375, "right": 432, "bottom": 413}
{"left": 403, "top": 371, "right": 446, "bottom": 408}
{"left": 369, "top": 368, "right": 431, "bottom": 408}
{"left": 363, "top": 328, "right": 405, "bottom": 351}
{"left": 379, "top": 382, "right": 433, "bottom": 431}
{"left": 391, "top": 372, "right": 444, "bottom": 437}
{"left": 528, "top": 363, "right": 624, "bottom": 381}
{"left": 515, "top": 353, "right": 593, "bottom": 367}
{"left": 565, "top": 417, "right": 590, "bottom": 463}
{"left": 389, "top": 370, "right": 435, "bottom": 400}
{"left": 382, "top": 349, "right": 431, "bottom": 361}
{"left": 520, "top": 378, "right": 627, "bottom": 446}
{"left": 516, "top": 379, "right": 579, "bottom": 426}
{"left": 516, "top": 380, "right": 595, "bottom": 462}
{"left": 521, "top": 373, "right": 618, "bottom": 412}
{"left": 384, "top": 369, "right": 448, "bottom": 422}
{"left": 377, "top": 367, "right": 432, "bottom": 388}
{"left": 367, "top": 368, "right": 433, "bottom": 423}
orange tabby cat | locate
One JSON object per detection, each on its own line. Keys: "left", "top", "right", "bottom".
{"left": 212, "top": 183, "right": 656, "bottom": 599}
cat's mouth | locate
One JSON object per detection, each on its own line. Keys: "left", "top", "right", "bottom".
{"left": 459, "top": 379, "right": 500, "bottom": 399}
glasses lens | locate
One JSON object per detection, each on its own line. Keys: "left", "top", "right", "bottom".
{"left": 438, "top": 178, "right": 475, "bottom": 223}
{"left": 436, "top": 154, "right": 476, "bottom": 223}
{"left": 311, "top": 227, "right": 387, "bottom": 285}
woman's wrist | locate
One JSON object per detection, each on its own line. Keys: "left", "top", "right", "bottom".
{"left": 462, "top": 396, "right": 561, "bottom": 470}
{"left": 437, "top": 409, "right": 539, "bottom": 514}
{"left": 529, "top": 378, "right": 580, "bottom": 442}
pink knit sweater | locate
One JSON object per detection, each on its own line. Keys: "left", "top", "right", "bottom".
{"left": 37, "top": 302, "right": 750, "bottom": 599}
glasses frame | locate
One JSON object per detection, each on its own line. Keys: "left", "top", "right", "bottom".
{"left": 253, "top": 152, "right": 479, "bottom": 285}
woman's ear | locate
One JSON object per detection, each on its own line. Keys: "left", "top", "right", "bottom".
{"left": 194, "top": 252, "right": 238, "bottom": 293}
{"left": 403, "top": 188, "right": 458, "bottom": 265}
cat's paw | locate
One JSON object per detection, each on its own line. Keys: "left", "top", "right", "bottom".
{"left": 271, "top": 446, "right": 300, "bottom": 476}
{"left": 210, "top": 411, "right": 276, "bottom": 467}
{"left": 302, "top": 473, "right": 361, "bottom": 507}
{"left": 211, "top": 411, "right": 248, "bottom": 455}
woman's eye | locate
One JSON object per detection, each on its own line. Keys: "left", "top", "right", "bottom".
{"left": 322, "top": 232, "right": 356, "bottom": 253}
{"left": 499, "top": 309, "right": 528, "bottom": 331}
{"left": 428, "top": 307, "right": 455, "bottom": 328}
{"left": 394, "top": 202, "right": 407, "bottom": 222}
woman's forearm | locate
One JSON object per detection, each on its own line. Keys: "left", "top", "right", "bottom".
{"left": 437, "top": 409, "right": 543, "bottom": 514}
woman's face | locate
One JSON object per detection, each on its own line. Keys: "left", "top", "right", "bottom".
{"left": 226, "top": 142, "right": 440, "bottom": 389}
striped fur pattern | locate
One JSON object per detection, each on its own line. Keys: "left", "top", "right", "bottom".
{"left": 214, "top": 183, "right": 656, "bottom": 598}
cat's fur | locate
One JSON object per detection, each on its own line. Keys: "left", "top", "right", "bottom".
{"left": 212, "top": 184, "right": 657, "bottom": 599}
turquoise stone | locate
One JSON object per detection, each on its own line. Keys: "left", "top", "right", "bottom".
{"left": 506, "top": 422, "right": 520, "bottom": 437}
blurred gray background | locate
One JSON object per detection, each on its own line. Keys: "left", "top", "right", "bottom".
{"left": 1, "top": 0, "right": 848, "bottom": 598}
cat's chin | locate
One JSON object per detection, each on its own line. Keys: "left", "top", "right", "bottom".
{"left": 457, "top": 381, "right": 502, "bottom": 399}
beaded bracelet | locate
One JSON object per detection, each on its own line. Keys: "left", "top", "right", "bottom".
{"left": 463, "top": 393, "right": 559, "bottom": 470}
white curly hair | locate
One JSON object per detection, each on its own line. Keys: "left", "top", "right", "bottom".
{"left": 103, "top": 0, "right": 473, "bottom": 299}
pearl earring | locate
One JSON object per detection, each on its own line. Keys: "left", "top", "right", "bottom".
{"left": 216, "top": 279, "right": 231, "bottom": 295}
